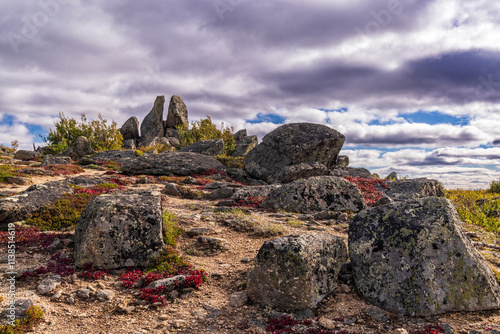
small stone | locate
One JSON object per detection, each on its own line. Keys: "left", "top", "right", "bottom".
{"left": 67, "top": 296, "right": 75, "bottom": 304}
{"left": 318, "top": 317, "right": 336, "bottom": 330}
{"left": 339, "top": 284, "right": 351, "bottom": 293}
{"left": 343, "top": 318, "right": 357, "bottom": 325}
{"left": 173, "top": 320, "right": 186, "bottom": 329}
{"left": 135, "top": 299, "right": 147, "bottom": 306}
{"left": 47, "top": 238, "right": 63, "bottom": 250}
{"left": 97, "top": 289, "right": 115, "bottom": 301}
{"left": 186, "top": 227, "right": 212, "bottom": 237}
{"left": 158, "top": 314, "right": 169, "bottom": 321}
{"left": 367, "top": 307, "right": 390, "bottom": 323}
{"left": 393, "top": 329, "right": 409, "bottom": 334}
{"left": 441, "top": 324, "right": 455, "bottom": 334}
{"left": 38, "top": 275, "right": 62, "bottom": 295}
{"left": 337, "top": 212, "right": 349, "bottom": 221}
{"left": 0, "top": 255, "right": 8, "bottom": 263}
{"left": 51, "top": 290, "right": 63, "bottom": 300}
{"left": 1, "top": 299, "right": 34, "bottom": 319}
{"left": 117, "top": 305, "right": 135, "bottom": 314}
{"left": 169, "top": 290, "right": 179, "bottom": 299}
{"left": 228, "top": 291, "right": 248, "bottom": 308}
{"left": 77, "top": 289, "right": 90, "bottom": 299}
{"left": 240, "top": 258, "right": 252, "bottom": 263}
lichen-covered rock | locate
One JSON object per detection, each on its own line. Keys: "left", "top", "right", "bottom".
{"left": 384, "top": 178, "right": 444, "bottom": 202}
{"left": 261, "top": 176, "right": 366, "bottom": 213}
{"left": 275, "top": 162, "right": 331, "bottom": 183}
{"left": 349, "top": 197, "right": 500, "bottom": 316}
{"left": 120, "top": 151, "right": 227, "bottom": 176}
{"left": 122, "top": 139, "right": 137, "bottom": 150}
{"left": 74, "top": 191, "right": 164, "bottom": 269}
{"left": 81, "top": 150, "right": 138, "bottom": 164}
{"left": 41, "top": 154, "right": 72, "bottom": 167}
{"left": 140, "top": 96, "right": 165, "bottom": 145}
{"left": 232, "top": 135, "right": 258, "bottom": 157}
{"left": 14, "top": 150, "right": 41, "bottom": 161}
{"left": 70, "top": 136, "right": 95, "bottom": 159}
{"left": 247, "top": 233, "right": 348, "bottom": 311}
{"left": 120, "top": 116, "right": 140, "bottom": 141}
{"left": 244, "top": 123, "right": 345, "bottom": 182}
{"left": 179, "top": 139, "right": 224, "bottom": 157}
{"left": 331, "top": 167, "right": 373, "bottom": 179}
{"left": 166, "top": 95, "right": 188, "bottom": 129}
{"left": 337, "top": 155, "right": 349, "bottom": 167}
{"left": 0, "top": 181, "right": 73, "bottom": 226}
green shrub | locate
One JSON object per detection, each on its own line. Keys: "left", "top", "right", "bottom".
{"left": 0, "top": 305, "right": 44, "bottom": 334}
{"left": 43, "top": 112, "right": 123, "bottom": 153}
{"left": 162, "top": 210, "right": 183, "bottom": 246}
{"left": 147, "top": 246, "right": 190, "bottom": 274}
{"left": 216, "top": 154, "right": 244, "bottom": 169}
{"left": 488, "top": 179, "right": 500, "bottom": 194}
{"left": 177, "top": 116, "right": 235, "bottom": 155}
{"left": 0, "top": 140, "right": 19, "bottom": 154}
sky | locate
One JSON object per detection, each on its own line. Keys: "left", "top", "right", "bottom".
{"left": 1, "top": 0, "right": 500, "bottom": 189}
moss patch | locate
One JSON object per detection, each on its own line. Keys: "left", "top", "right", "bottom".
{"left": 162, "top": 210, "right": 183, "bottom": 247}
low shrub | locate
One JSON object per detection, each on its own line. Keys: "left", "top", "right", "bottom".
{"left": 0, "top": 305, "right": 44, "bottom": 334}
{"left": 147, "top": 246, "right": 190, "bottom": 274}
{"left": 487, "top": 178, "right": 500, "bottom": 194}
{"left": 344, "top": 176, "right": 389, "bottom": 206}
{"left": 217, "top": 154, "right": 244, "bottom": 169}
{"left": 44, "top": 164, "right": 84, "bottom": 176}
{"left": 162, "top": 210, "right": 183, "bottom": 247}
{"left": 22, "top": 252, "right": 75, "bottom": 278}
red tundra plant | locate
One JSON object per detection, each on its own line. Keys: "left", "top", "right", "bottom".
{"left": 344, "top": 176, "right": 389, "bottom": 206}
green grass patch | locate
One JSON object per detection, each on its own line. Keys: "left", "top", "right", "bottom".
{"left": 147, "top": 246, "right": 190, "bottom": 274}
{"left": 162, "top": 210, "right": 183, "bottom": 247}
{"left": 0, "top": 305, "right": 44, "bottom": 334}
{"left": 0, "top": 165, "right": 24, "bottom": 182}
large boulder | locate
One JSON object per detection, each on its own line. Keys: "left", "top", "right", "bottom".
{"left": 261, "top": 176, "right": 366, "bottom": 213}
{"left": 74, "top": 191, "right": 164, "bottom": 269}
{"left": 14, "top": 150, "right": 41, "bottom": 161}
{"left": 232, "top": 135, "right": 258, "bottom": 157}
{"left": 384, "top": 178, "right": 445, "bottom": 202}
{"left": 120, "top": 116, "right": 140, "bottom": 141}
{"left": 72, "top": 136, "right": 95, "bottom": 159}
{"left": 166, "top": 95, "right": 188, "bottom": 129}
{"left": 140, "top": 96, "right": 165, "bottom": 145}
{"left": 179, "top": 139, "right": 224, "bottom": 157}
{"left": 244, "top": 123, "right": 345, "bottom": 183}
{"left": 331, "top": 167, "right": 373, "bottom": 179}
{"left": 275, "top": 162, "right": 331, "bottom": 183}
{"left": 120, "top": 151, "right": 228, "bottom": 176}
{"left": 247, "top": 234, "right": 347, "bottom": 311}
{"left": 80, "top": 150, "right": 138, "bottom": 164}
{"left": 41, "top": 155, "right": 71, "bottom": 167}
{"left": 0, "top": 181, "right": 73, "bottom": 226}
{"left": 349, "top": 197, "right": 500, "bottom": 316}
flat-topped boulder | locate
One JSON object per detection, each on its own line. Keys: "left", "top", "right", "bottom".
{"left": 74, "top": 190, "right": 164, "bottom": 269}
{"left": 120, "top": 151, "right": 228, "bottom": 176}
{"left": 261, "top": 176, "right": 366, "bottom": 213}
{"left": 349, "top": 197, "right": 500, "bottom": 316}
{"left": 244, "top": 123, "right": 345, "bottom": 183}
{"left": 179, "top": 139, "right": 224, "bottom": 157}
{"left": 384, "top": 178, "right": 445, "bottom": 202}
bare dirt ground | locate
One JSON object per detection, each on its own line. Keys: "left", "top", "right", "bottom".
{"left": 0, "top": 162, "right": 499, "bottom": 334}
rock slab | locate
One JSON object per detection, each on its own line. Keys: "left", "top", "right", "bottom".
{"left": 244, "top": 123, "right": 345, "bottom": 182}
{"left": 179, "top": 139, "right": 224, "bottom": 157}
{"left": 247, "top": 233, "right": 348, "bottom": 311}
{"left": 74, "top": 191, "right": 164, "bottom": 269}
{"left": 349, "top": 197, "right": 500, "bottom": 316}
{"left": 166, "top": 95, "right": 188, "bottom": 129}
{"left": 140, "top": 96, "right": 165, "bottom": 145}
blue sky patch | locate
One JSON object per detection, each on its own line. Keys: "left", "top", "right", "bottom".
{"left": 368, "top": 110, "right": 470, "bottom": 126}
{"left": 246, "top": 113, "right": 286, "bottom": 124}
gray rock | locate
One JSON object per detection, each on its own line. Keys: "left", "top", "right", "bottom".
{"left": 41, "top": 154, "right": 72, "bottom": 167}
{"left": 14, "top": 150, "right": 40, "bottom": 161}
{"left": 140, "top": 95, "right": 165, "bottom": 145}
{"left": 74, "top": 191, "right": 164, "bottom": 269}
{"left": 165, "top": 128, "right": 180, "bottom": 139}
{"left": 247, "top": 233, "right": 347, "bottom": 311}
{"left": 349, "top": 197, "right": 500, "bottom": 316}
{"left": 385, "top": 171, "right": 398, "bottom": 180}
{"left": 122, "top": 139, "right": 137, "bottom": 150}
{"left": 337, "top": 155, "right": 349, "bottom": 167}
{"left": 84, "top": 149, "right": 138, "bottom": 164}
{"left": 227, "top": 168, "right": 268, "bottom": 186}
{"left": 244, "top": 123, "right": 345, "bottom": 182}
{"left": 331, "top": 167, "right": 373, "bottom": 179}
{"left": 97, "top": 289, "right": 115, "bottom": 301}
{"left": 166, "top": 95, "right": 188, "bottom": 129}
{"left": 366, "top": 307, "right": 389, "bottom": 323}
{"left": 233, "top": 129, "right": 247, "bottom": 143}
{"left": 120, "top": 116, "right": 140, "bottom": 141}
{"left": 196, "top": 236, "right": 229, "bottom": 251}
{"left": 205, "top": 186, "right": 237, "bottom": 200}
{"left": 120, "top": 151, "right": 228, "bottom": 176}
{"left": 185, "top": 228, "right": 213, "bottom": 237}
{"left": 228, "top": 291, "right": 248, "bottom": 308}
{"left": 38, "top": 275, "right": 61, "bottom": 295}
{"left": 0, "top": 181, "right": 73, "bottom": 225}
{"left": 77, "top": 289, "right": 90, "bottom": 298}
{"left": 384, "top": 178, "right": 445, "bottom": 202}
{"left": 232, "top": 135, "right": 258, "bottom": 157}
{"left": 71, "top": 136, "right": 94, "bottom": 159}
{"left": 1, "top": 299, "right": 34, "bottom": 320}
{"left": 6, "top": 176, "right": 32, "bottom": 185}
{"left": 146, "top": 275, "right": 186, "bottom": 290}
{"left": 163, "top": 183, "right": 182, "bottom": 197}
{"left": 179, "top": 139, "right": 224, "bottom": 157}
{"left": 166, "top": 136, "right": 181, "bottom": 147}
{"left": 261, "top": 176, "right": 366, "bottom": 214}
{"left": 275, "top": 162, "right": 331, "bottom": 183}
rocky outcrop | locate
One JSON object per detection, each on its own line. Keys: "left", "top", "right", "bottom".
{"left": 120, "top": 117, "right": 140, "bottom": 141}
{"left": 120, "top": 151, "right": 228, "bottom": 176}
{"left": 233, "top": 130, "right": 258, "bottom": 157}
{"left": 384, "top": 178, "right": 444, "bottom": 202}
{"left": 261, "top": 176, "right": 366, "bottom": 213}
{"left": 337, "top": 155, "right": 349, "bottom": 167}
{"left": 0, "top": 181, "right": 73, "bottom": 225}
{"left": 166, "top": 95, "right": 188, "bottom": 129}
{"left": 331, "top": 167, "right": 373, "bottom": 179}
{"left": 275, "top": 162, "right": 331, "bottom": 183}
{"left": 74, "top": 191, "right": 164, "bottom": 269}
{"left": 179, "top": 139, "right": 224, "bottom": 157}
{"left": 82, "top": 150, "right": 138, "bottom": 164}
{"left": 70, "top": 136, "right": 95, "bottom": 160}
{"left": 247, "top": 234, "right": 347, "bottom": 311}
{"left": 14, "top": 150, "right": 41, "bottom": 161}
{"left": 349, "top": 197, "right": 500, "bottom": 316}
{"left": 122, "top": 139, "right": 136, "bottom": 150}
{"left": 140, "top": 96, "right": 165, "bottom": 145}
{"left": 41, "top": 155, "right": 71, "bottom": 167}
{"left": 244, "top": 123, "right": 345, "bottom": 183}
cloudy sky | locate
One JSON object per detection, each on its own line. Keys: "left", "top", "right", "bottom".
{"left": 1, "top": 0, "right": 500, "bottom": 189}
